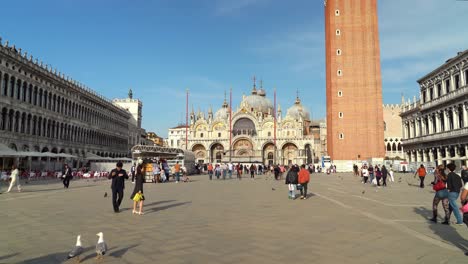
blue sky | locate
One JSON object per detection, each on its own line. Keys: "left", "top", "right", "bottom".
{"left": 1, "top": 0, "right": 467, "bottom": 137}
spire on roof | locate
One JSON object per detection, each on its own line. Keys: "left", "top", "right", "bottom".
{"left": 252, "top": 75, "right": 257, "bottom": 95}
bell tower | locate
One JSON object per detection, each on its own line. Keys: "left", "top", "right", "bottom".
{"left": 325, "top": 0, "right": 385, "bottom": 160}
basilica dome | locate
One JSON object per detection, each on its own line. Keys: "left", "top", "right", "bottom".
{"left": 214, "top": 100, "right": 230, "bottom": 120}
{"left": 286, "top": 97, "right": 310, "bottom": 120}
{"left": 241, "top": 87, "right": 273, "bottom": 114}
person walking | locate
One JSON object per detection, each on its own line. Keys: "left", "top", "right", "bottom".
{"left": 6, "top": 164, "right": 21, "bottom": 193}
{"left": 446, "top": 163, "right": 464, "bottom": 225}
{"left": 62, "top": 164, "right": 72, "bottom": 189}
{"left": 362, "top": 165, "right": 369, "bottom": 184}
{"left": 285, "top": 165, "right": 299, "bottom": 199}
{"left": 250, "top": 164, "right": 255, "bottom": 179}
{"left": 207, "top": 163, "right": 213, "bottom": 180}
{"left": 130, "top": 163, "right": 136, "bottom": 183}
{"left": 228, "top": 163, "right": 233, "bottom": 179}
{"left": 368, "top": 165, "right": 374, "bottom": 184}
{"left": 236, "top": 163, "right": 242, "bottom": 180}
{"left": 174, "top": 161, "right": 181, "bottom": 183}
{"left": 108, "top": 161, "right": 129, "bottom": 213}
{"left": 298, "top": 165, "right": 310, "bottom": 199}
{"left": 274, "top": 165, "right": 280, "bottom": 180}
{"left": 430, "top": 165, "right": 450, "bottom": 224}
{"left": 415, "top": 164, "right": 427, "bottom": 188}
{"left": 381, "top": 165, "right": 388, "bottom": 187}
{"left": 130, "top": 159, "right": 145, "bottom": 215}
{"left": 389, "top": 168, "right": 395, "bottom": 182}
{"left": 375, "top": 167, "right": 382, "bottom": 187}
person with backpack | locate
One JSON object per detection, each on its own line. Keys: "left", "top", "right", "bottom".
{"left": 298, "top": 164, "right": 310, "bottom": 199}
{"left": 415, "top": 164, "right": 427, "bottom": 188}
{"left": 285, "top": 165, "right": 299, "bottom": 199}
{"left": 430, "top": 165, "right": 450, "bottom": 224}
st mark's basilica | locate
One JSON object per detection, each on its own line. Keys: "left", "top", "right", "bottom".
{"left": 183, "top": 80, "right": 315, "bottom": 166}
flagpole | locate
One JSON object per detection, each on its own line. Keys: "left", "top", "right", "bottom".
{"left": 229, "top": 87, "right": 232, "bottom": 162}
{"left": 185, "top": 88, "right": 189, "bottom": 150}
{"left": 274, "top": 88, "right": 277, "bottom": 165}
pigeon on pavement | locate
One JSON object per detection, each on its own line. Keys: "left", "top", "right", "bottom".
{"left": 67, "top": 235, "right": 83, "bottom": 263}
{"left": 95, "top": 232, "right": 107, "bottom": 260}
{"left": 104, "top": 192, "right": 107, "bottom": 198}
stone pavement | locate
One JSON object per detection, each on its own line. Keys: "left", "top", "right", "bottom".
{"left": 1, "top": 172, "right": 468, "bottom": 264}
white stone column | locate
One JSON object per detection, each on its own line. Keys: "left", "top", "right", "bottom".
{"left": 421, "top": 117, "right": 426, "bottom": 135}
{"left": 450, "top": 70, "right": 455, "bottom": 92}
{"left": 446, "top": 146, "right": 450, "bottom": 163}
{"left": 437, "top": 148, "right": 443, "bottom": 166}
{"left": 428, "top": 116, "right": 434, "bottom": 134}
{"left": 461, "top": 65, "right": 466, "bottom": 87}
{"left": 429, "top": 149, "right": 435, "bottom": 162}
{"left": 454, "top": 107, "right": 460, "bottom": 129}
{"left": 415, "top": 119, "right": 420, "bottom": 137}
{"left": 464, "top": 103, "right": 468, "bottom": 128}
{"left": 455, "top": 146, "right": 460, "bottom": 159}
{"left": 435, "top": 112, "right": 441, "bottom": 133}
{"left": 444, "top": 109, "right": 450, "bottom": 131}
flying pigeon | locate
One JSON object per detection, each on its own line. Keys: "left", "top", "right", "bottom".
{"left": 104, "top": 192, "right": 107, "bottom": 198}
{"left": 95, "top": 232, "right": 107, "bottom": 260}
{"left": 67, "top": 235, "right": 83, "bottom": 263}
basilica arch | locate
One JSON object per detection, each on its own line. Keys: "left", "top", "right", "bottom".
{"left": 232, "top": 117, "right": 257, "bottom": 137}
{"left": 282, "top": 142, "right": 298, "bottom": 165}
{"left": 232, "top": 138, "right": 254, "bottom": 157}
{"left": 192, "top": 144, "right": 207, "bottom": 163}
{"left": 262, "top": 142, "right": 275, "bottom": 165}
{"left": 210, "top": 143, "right": 224, "bottom": 163}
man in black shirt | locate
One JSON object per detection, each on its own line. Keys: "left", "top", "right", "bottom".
{"left": 461, "top": 165, "right": 468, "bottom": 184}
{"left": 108, "top": 162, "right": 129, "bottom": 213}
{"left": 446, "top": 163, "right": 463, "bottom": 225}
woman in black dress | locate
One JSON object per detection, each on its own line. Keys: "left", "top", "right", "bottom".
{"left": 130, "top": 161, "right": 145, "bottom": 215}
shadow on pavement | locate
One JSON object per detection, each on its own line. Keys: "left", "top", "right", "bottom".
{"left": 20, "top": 185, "right": 95, "bottom": 193}
{"left": 109, "top": 243, "right": 139, "bottom": 258}
{"left": 22, "top": 246, "right": 94, "bottom": 264}
{"left": 145, "top": 201, "right": 192, "bottom": 215}
{"left": 414, "top": 206, "right": 468, "bottom": 252}
{"left": 143, "top": 200, "right": 176, "bottom": 207}
{"left": 0, "top": 252, "right": 19, "bottom": 261}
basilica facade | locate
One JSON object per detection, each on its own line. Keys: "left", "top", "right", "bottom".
{"left": 180, "top": 83, "right": 315, "bottom": 166}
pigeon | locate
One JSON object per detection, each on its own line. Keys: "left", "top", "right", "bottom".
{"left": 67, "top": 235, "right": 83, "bottom": 263}
{"left": 271, "top": 188, "right": 276, "bottom": 191}
{"left": 95, "top": 232, "right": 107, "bottom": 260}
{"left": 362, "top": 190, "right": 365, "bottom": 194}
{"left": 104, "top": 192, "right": 107, "bottom": 198}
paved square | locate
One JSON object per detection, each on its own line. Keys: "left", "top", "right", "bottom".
{"left": 1, "top": 172, "right": 468, "bottom": 263}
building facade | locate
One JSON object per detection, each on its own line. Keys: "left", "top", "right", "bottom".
{"left": 175, "top": 82, "right": 315, "bottom": 166}
{"left": 0, "top": 39, "right": 136, "bottom": 169}
{"left": 147, "top": 132, "right": 163, "bottom": 146}
{"left": 112, "top": 90, "right": 148, "bottom": 149}
{"left": 324, "top": 0, "right": 385, "bottom": 161}
{"left": 383, "top": 104, "right": 404, "bottom": 159}
{"left": 168, "top": 125, "right": 188, "bottom": 149}
{"left": 401, "top": 50, "right": 468, "bottom": 168}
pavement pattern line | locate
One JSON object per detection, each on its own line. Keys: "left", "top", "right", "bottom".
{"left": 314, "top": 191, "right": 461, "bottom": 252}
{"left": 350, "top": 194, "right": 426, "bottom": 207}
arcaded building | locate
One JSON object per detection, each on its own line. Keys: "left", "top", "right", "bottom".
{"left": 401, "top": 50, "right": 468, "bottom": 168}
{"left": 324, "top": 0, "right": 385, "bottom": 161}
{"left": 0, "top": 39, "right": 140, "bottom": 169}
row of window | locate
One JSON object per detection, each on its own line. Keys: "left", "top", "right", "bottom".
{"left": 421, "top": 70, "right": 468, "bottom": 103}
{"left": 405, "top": 106, "right": 465, "bottom": 138}
{"left": 0, "top": 71, "right": 128, "bottom": 131}
{"left": 0, "top": 106, "right": 127, "bottom": 148}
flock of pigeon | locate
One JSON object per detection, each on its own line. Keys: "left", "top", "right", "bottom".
{"left": 67, "top": 232, "right": 107, "bottom": 263}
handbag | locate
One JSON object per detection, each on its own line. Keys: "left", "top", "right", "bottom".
{"left": 296, "top": 184, "right": 303, "bottom": 191}
{"left": 461, "top": 201, "right": 468, "bottom": 214}
{"left": 432, "top": 180, "right": 446, "bottom": 191}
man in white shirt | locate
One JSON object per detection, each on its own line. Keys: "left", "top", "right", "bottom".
{"left": 228, "top": 163, "right": 233, "bottom": 179}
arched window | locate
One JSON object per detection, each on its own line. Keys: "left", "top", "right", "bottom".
{"left": 397, "top": 143, "right": 402, "bottom": 151}
{"left": 384, "top": 121, "right": 387, "bottom": 131}
{"left": 386, "top": 143, "right": 391, "bottom": 151}
{"left": 392, "top": 143, "right": 397, "bottom": 151}
{"left": 9, "top": 76, "right": 15, "bottom": 97}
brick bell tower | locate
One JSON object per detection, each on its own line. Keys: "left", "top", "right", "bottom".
{"left": 325, "top": 0, "right": 385, "bottom": 160}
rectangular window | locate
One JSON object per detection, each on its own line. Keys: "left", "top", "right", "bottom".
{"left": 437, "top": 83, "right": 442, "bottom": 96}
{"left": 455, "top": 75, "right": 460, "bottom": 89}
{"left": 465, "top": 70, "right": 468, "bottom": 87}
{"left": 429, "top": 88, "right": 433, "bottom": 100}
{"left": 422, "top": 90, "right": 427, "bottom": 103}
{"left": 218, "top": 132, "right": 221, "bottom": 137}
{"left": 445, "top": 79, "right": 450, "bottom": 93}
